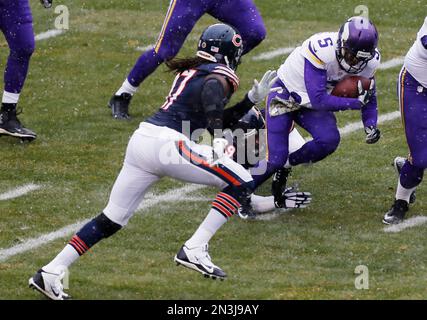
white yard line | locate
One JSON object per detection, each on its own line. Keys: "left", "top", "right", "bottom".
{"left": 339, "top": 111, "right": 401, "bottom": 137}
{"left": 0, "top": 184, "right": 205, "bottom": 262}
{"left": 0, "top": 184, "right": 43, "bottom": 201}
{"left": 251, "top": 47, "right": 295, "bottom": 61}
{"left": 383, "top": 216, "right": 427, "bottom": 233}
{"left": 0, "top": 54, "right": 410, "bottom": 261}
{"left": 35, "top": 29, "right": 65, "bottom": 41}
{"left": 136, "top": 45, "right": 154, "bottom": 52}
{"left": 378, "top": 56, "right": 405, "bottom": 70}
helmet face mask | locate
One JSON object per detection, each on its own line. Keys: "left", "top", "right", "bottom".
{"left": 197, "top": 23, "right": 244, "bottom": 70}
{"left": 336, "top": 16, "right": 378, "bottom": 74}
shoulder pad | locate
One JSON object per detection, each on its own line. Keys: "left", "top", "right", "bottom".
{"left": 365, "top": 49, "right": 381, "bottom": 77}
{"left": 301, "top": 32, "right": 338, "bottom": 69}
{"left": 211, "top": 65, "right": 240, "bottom": 92}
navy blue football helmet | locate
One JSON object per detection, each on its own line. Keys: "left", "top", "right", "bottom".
{"left": 197, "top": 23, "right": 243, "bottom": 70}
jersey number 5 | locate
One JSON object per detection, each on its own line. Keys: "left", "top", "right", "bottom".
{"left": 318, "top": 37, "right": 333, "bottom": 48}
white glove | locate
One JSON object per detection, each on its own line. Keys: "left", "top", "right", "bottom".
{"left": 213, "top": 138, "right": 228, "bottom": 159}
{"left": 357, "top": 79, "right": 375, "bottom": 106}
{"left": 248, "top": 70, "right": 279, "bottom": 105}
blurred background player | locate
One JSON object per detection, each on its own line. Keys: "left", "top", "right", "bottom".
{"left": 248, "top": 16, "right": 381, "bottom": 204}
{"left": 383, "top": 17, "right": 427, "bottom": 225}
{"left": 29, "top": 24, "right": 284, "bottom": 300}
{"left": 0, "top": 0, "right": 51, "bottom": 141}
{"left": 108, "top": 0, "right": 266, "bottom": 120}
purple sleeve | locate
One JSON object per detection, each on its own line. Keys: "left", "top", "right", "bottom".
{"left": 304, "top": 59, "right": 362, "bottom": 111}
{"left": 361, "top": 81, "right": 378, "bottom": 128}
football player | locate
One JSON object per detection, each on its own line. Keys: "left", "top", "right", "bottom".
{"left": 249, "top": 16, "right": 381, "bottom": 203}
{"left": 108, "top": 0, "right": 267, "bottom": 120}
{"left": 29, "top": 24, "right": 289, "bottom": 300}
{"left": 0, "top": 0, "right": 51, "bottom": 141}
{"left": 383, "top": 17, "right": 427, "bottom": 224}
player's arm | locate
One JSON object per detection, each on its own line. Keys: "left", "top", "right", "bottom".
{"left": 201, "top": 74, "right": 229, "bottom": 137}
{"left": 223, "top": 70, "right": 278, "bottom": 129}
{"left": 361, "top": 78, "right": 381, "bottom": 144}
{"left": 304, "top": 59, "right": 362, "bottom": 111}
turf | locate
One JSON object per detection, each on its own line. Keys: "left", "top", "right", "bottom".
{"left": 0, "top": 0, "right": 426, "bottom": 300}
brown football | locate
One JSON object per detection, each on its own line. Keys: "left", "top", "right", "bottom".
{"left": 331, "top": 76, "right": 371, "bottom": 98}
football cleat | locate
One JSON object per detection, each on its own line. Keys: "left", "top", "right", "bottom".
{"left": 0, "top": 104, "right": 37, "bottom": 141}
{"left": 237, "top": 204, "right": 257, "bottom": 220}
{"left": 383, "top": 199, "right": 409, "bottom": 225}
{"left": 272, "top": 167, "right": 292, "bottom": 208}
{"left": 29, "top": 268, "right": 70, "bottom": 300}
{"left": 108, "top": 93, "right": 132, "bottom": 120}
{"left": 174, "top": 244, "right": 226, "bottom": 280}
{"left": 393, "top": 157, "right": 416, "bottom": 204}
{"left": 275, "top": 186, "right": 312, "bottom": 209}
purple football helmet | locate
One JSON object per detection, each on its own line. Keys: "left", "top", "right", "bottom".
{"left": 336, "top": 16, "right": 379, "bottom": 74}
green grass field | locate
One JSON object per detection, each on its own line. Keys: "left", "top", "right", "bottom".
{"left": 1, "top": 0, "right": 427, "bottom": 300}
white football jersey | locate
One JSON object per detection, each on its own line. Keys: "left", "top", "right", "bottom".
{"left": 278, "top": 32, "right": 381, "bottom": 106}
{"left": 404, "top": 16, "right": 427, "bottom": 87}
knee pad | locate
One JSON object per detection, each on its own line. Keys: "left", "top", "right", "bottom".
{"left": 76, "top": 212, "right": 122, "bottom": 248}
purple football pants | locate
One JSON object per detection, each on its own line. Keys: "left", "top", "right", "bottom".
{"left": 397, "top": 67, "right": 427, "bottom": 189}
{"left": 265, "top": 79, "right": 341, "bottom": 168}
{"left": 0, "top": 0, "right": 35, "bottom": 94}
{"left": 127, "top": 0, "right": 266, "bottom": 87}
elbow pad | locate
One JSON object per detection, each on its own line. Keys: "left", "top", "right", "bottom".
{"left": 201, "top": 78, "right": 227, "bottom": 131}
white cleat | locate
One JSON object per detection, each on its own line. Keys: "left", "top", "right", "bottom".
{"left": 174, "top": 244, "right": 226, "bottom": 280}
{"left": 29, "top": 268, "right": 70, "bottom": 300}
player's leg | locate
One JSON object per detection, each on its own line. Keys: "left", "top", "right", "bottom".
{"left": 29, "top": 133, "right": 160, "bottom": 299}
{"left": 109, "top": 0, "right": 207, "bottom": 119}
{"left": 289, "top": 109, "right": 340, "bottom": 166}
{"left": 384, "top": 68, "right": 427, "bottom": 224}
{"left": 0, "top": 0, "right": 36, "bottom": 140}
{"left": 160, "top": 138, "right": 254, "bottom": 278}
{"left": 209, "top": 0, "right": 266, "bottom": 55}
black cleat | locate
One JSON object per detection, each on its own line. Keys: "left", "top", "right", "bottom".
{"left": 272, "top": 167, "right": 292, "bottom": 208}
{"left": 108, "top": 93, "right": 132, "bottom": 120}
{"left": 174, "top": 244, "right": 227, "bottom": 280}
{"left": 0, "top": 103, "right": 37, "bottom": 141}
{"left": 393, "top": 157, "right": 416, "bottom": 204}
{"left": 383, "top": 199, "right": 409, "bottom": 225}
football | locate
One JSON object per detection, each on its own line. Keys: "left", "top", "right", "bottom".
{"left": 331, "top": 76, "right": 371, "bottom": 98}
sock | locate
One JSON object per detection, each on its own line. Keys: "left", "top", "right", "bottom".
{"left": 185, "top": 208, "right": 228, "bottom": 248}
{"left": 115, "top": 78, "right": 138, "bottom": 96}
{"left": 2, "top": 91, "right": 20, "bottom": 104}
{"left": 395, "top": 180, "right": 416, "bottom": 203}
{"left": 42, "top": 244, "right": 80, "bottom": 273}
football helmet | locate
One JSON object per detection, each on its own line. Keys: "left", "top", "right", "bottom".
{"left": 197, "top": 23, "right": 243, "bottom": 70}
{"left": 336, "top": 16, "right": 378, "bottom": 74}
{"left": 231, "top": 107, "right": 266, "bottom": 168}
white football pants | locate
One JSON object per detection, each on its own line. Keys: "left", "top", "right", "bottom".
{"left": 103, "top": 122, "right": 253, "bottom": 226}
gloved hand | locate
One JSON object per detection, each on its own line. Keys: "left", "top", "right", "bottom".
{"left": 357, "top": 79, "right": 375, "bottom": 106}
{"left": 365, "top": 126, "right": 381, "bottom": 144}
{"left": 40, "top": 0, "right": 53, "bottom": 8}
{"left": 248, "top": 70, "right": 279, "bottom": 105}
{"left": 274, "top": 187, "right": 312, "bottom": 209}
